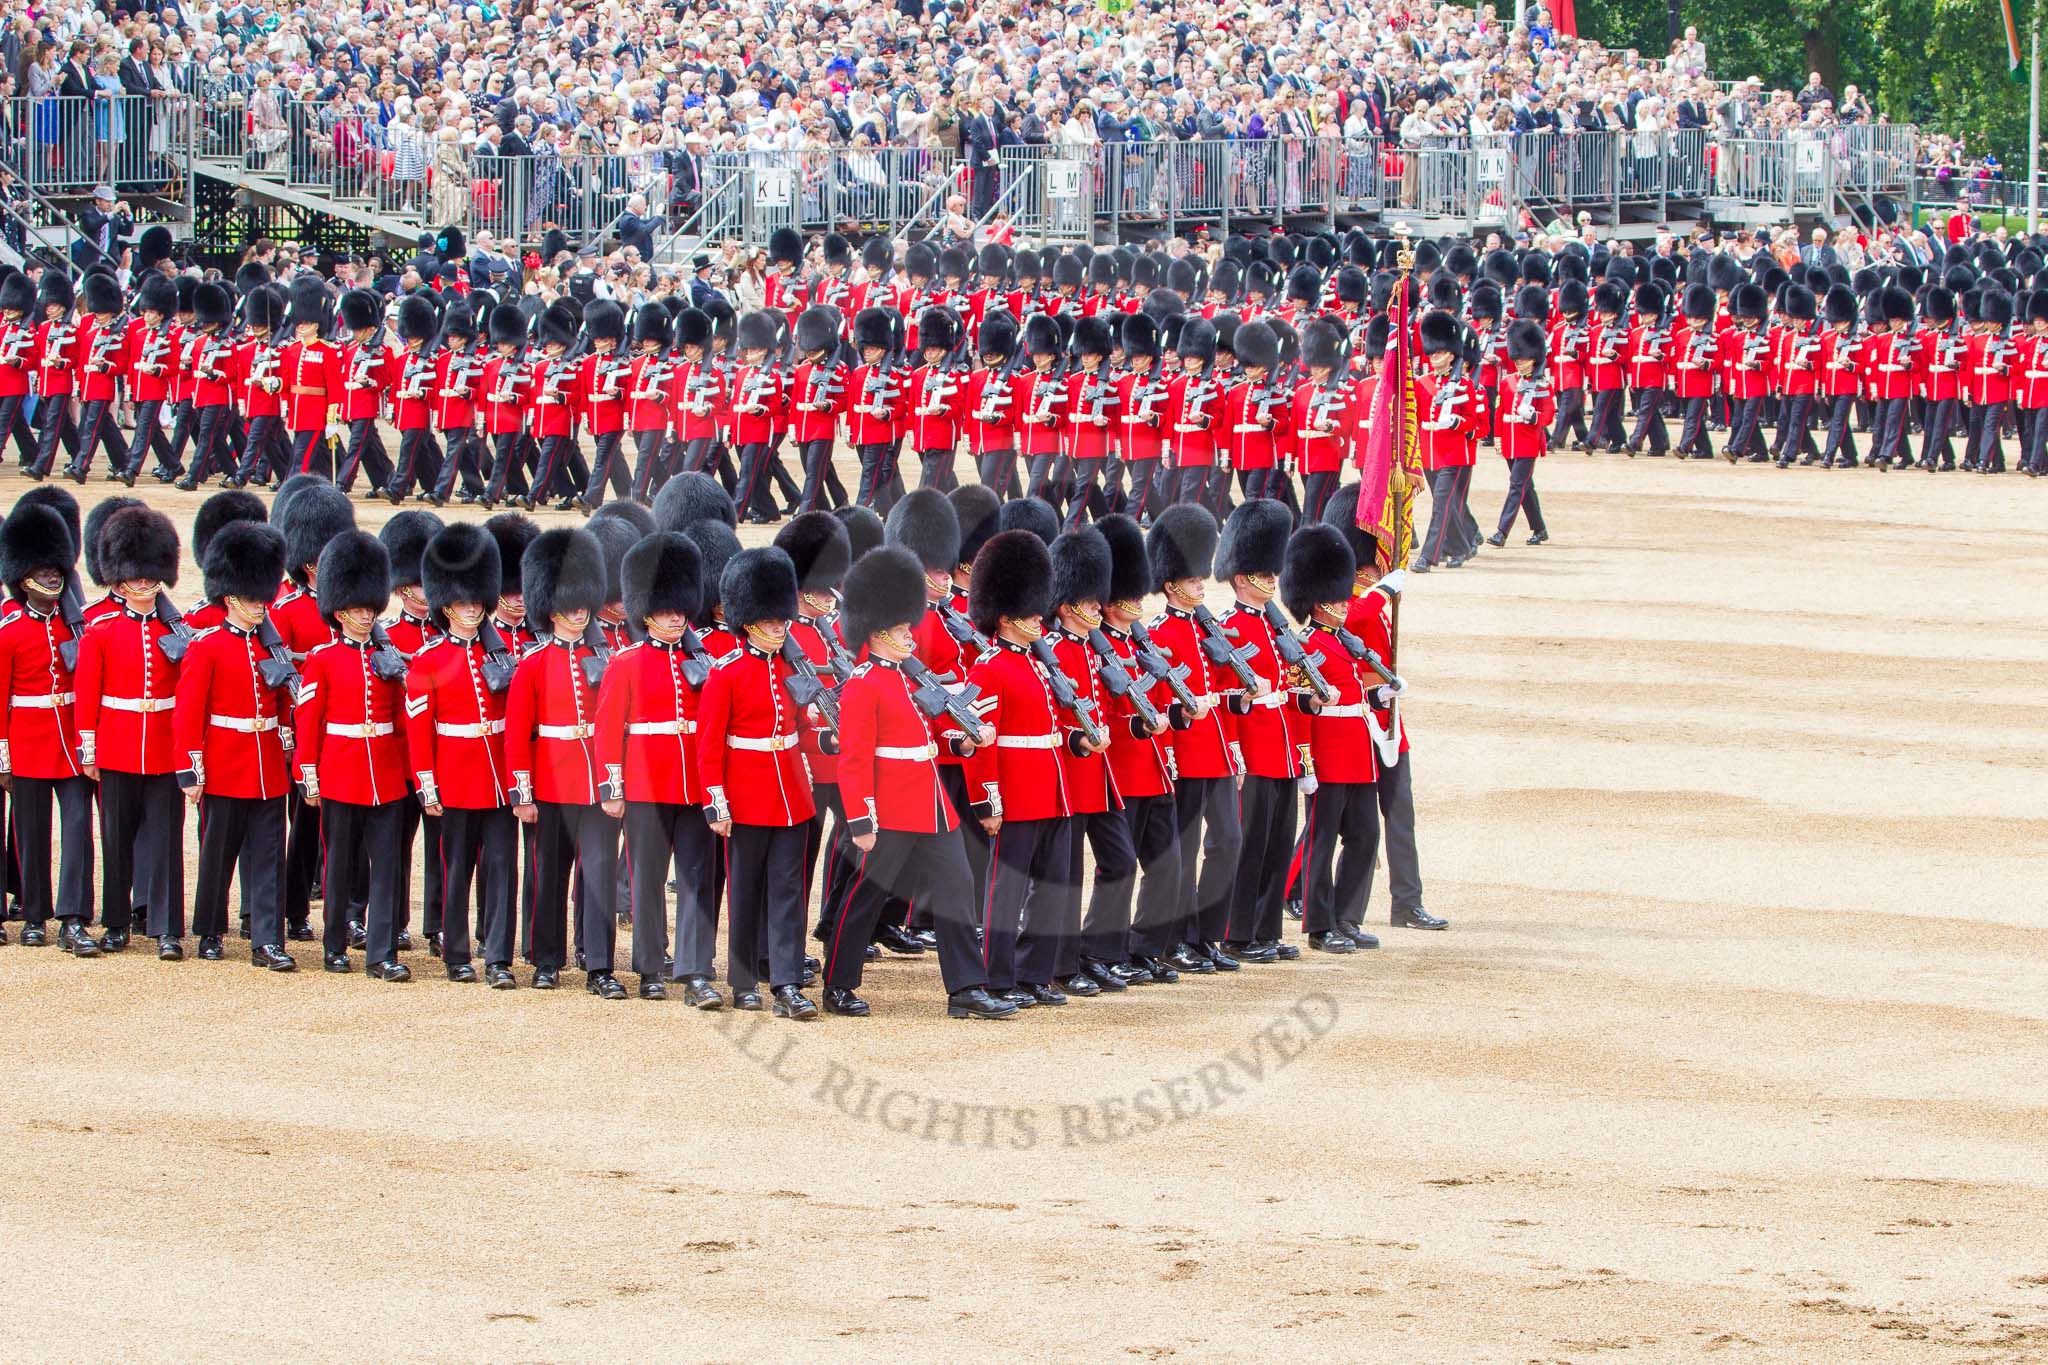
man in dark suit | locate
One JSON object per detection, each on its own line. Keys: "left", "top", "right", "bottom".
{"left": 668, "top": 131, "right": 706, "bottom": 219}
{"left": 118, "top": 38, "right": 156, "bottom": 191}
{"left": 614, "top": 195, "right": 662, "bottom": 261}
{"left": 73, "top": 187, "right": 132, "bottom": 271}
{"left": 963, "top": 98, "right": 1002, "bottom": 217}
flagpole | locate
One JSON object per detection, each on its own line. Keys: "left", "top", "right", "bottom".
{"left": 2030, "top": 0, "right": 2041, "bottom": 235}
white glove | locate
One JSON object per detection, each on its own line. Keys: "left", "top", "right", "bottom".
{"left": 1379, "top": 568, "right": 1407, "bottom": 595}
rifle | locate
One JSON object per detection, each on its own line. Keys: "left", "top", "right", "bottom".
{"left": 478, "top": 621, "right": 519, "bottom": 693}
{"left": 1085, "top": 627, "right": 1163, "bottom": 732}
{"left": 52, "top": 577, "right": 87, "bottom": 670}
{"left": 368, "top": 623, "right": 410, "bottom": 682}
{"left": 900, "top": 654, "right": 986, "bottom": 740}
{"left": 254, "top": 617, "right": 300, "bottom": 693}
{"left": 939, "top": 599, "right": 988, "bottom": 654}
{"left": 1190, "top": 605, "right": 1259, "bottom": 692}
{"left": 1029, "top": 635, "right": 1106, "bottom": 749}
{"left": 778, "top": 637, "right": 840, "bottom": 742}
{"left": 1331, "top": 625, "right": 1407, "bottom": 694}
{"left": 1262, "top": 602, "right": 1336, "bottom": 705}
{"left": 152, "top": 590, "right": 198, "bottom": 663}
{"left": 1123, "top": 618, "right": 1200, "bottom": 714}
{"left": 815, "top": 612, "right": 859, "bottom": 684}
{"left": 87, "top": 310, "right": 133, "bottom": 376}
{"left": 348, "top": 318, "right": 388, "bottom": 390}
{"left": 579, "top": 622, "right": 611, "bottom": 688}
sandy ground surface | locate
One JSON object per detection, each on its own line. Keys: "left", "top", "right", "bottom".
{"left": 3, "top": 447, "right": 2047, "bottom": 1362}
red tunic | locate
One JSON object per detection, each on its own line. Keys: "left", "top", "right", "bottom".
{"left": 339, "top": 338, "right": 396, "bottom": 421}
{"left": 1115, "top": 368, "right": 1167, "bottom": 462}
{"left": 1098, "top": 625, "right": 1172, "bottom": 799}
{"left": 1220, "top": 602, "right": 1308, "bottom": 780}
{"left": 403, "top": 633, "right": 510, "bottom": 809}
{"left": 1300, "top": 623, "right": 1376, "bottom": 785}
{"left": 962, "top": 639, "right": 1074, "bottom": 822}
{"left": 504, "top": 636, "right": 609, "bottom": 806}
{"left": 1146, "top": 609, "right": 1239, "bottom": 780}
{"left": 696, "top": 644, "right": 815, "bottom": 827}
{"left": 1496, "top": 370, "right": 1554, "bottom": 460}
{"left": 836, "top": 658, "right": 961, "bottom": 837}
{"left": 172, "top": 622, "right": 295, "bottom": 799}
{"left": 0, "top": 604, "right": 83, "bottom": 780}
{"left": 278, "top": 339, "right": 345, "bottom": 433}
{"left": 579, "top": 350, "right": 631, "bottom": 434}
{"left": 75, "top": 604, "right": 181, "bottom": 774}
{"left": 294, "top": 636, "right": 409, "bottom": 806}
{"left": 594, "top": 637, "right": 705, "bottom": 805}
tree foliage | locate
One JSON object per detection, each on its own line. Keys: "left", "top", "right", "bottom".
{"left": 1577, "top": 0, "right": 2035, "bottom": 162}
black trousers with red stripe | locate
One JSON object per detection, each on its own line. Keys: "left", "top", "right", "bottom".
{"left": 1227, "top": 774, "right": 1297, "bottom": 946}
{"left": 319, "top": 797, "right": 407, "bottom": 963}
{"left": 533, "top": 800, "right": 619, "bottom": 974}
{"left": 623, "top": 799, "right": 717, "bottom": 981}
{"left": 982, "top": 815, "right": 1071, "bottom": 993}
{"left": 1301, "top": 780, "right": 1381, "bottom": 935}
{"left": 97, "top": 769, "right": 182, "bottom": 938}
{"left": 725, "top": 821, "right": 806, "bottom": 991}
{"left": 193, "top": 792, "right": 285, "bottom": 947}
{"left": 72, "top": 398, "right": 129, "bottom": 476}
{"left": 437, "top": 804, "right": 516, "bottom": 968}
{"left": 827, "top": 826, "right": 984, "bottom": 995}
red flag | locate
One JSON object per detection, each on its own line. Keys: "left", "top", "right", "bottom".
{"left": 1359, "top": 276, "right": 1418, "bottom": 569}
{"left": 1552, "top": 0, "right": 1578, "bottom": 39}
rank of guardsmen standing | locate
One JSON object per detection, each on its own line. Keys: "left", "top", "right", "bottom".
{"left": 6, "top": 217, "right": 2048, "bottom": 1013}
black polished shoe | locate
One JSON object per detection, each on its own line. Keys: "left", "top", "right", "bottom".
{"left": 18, "top": 921, "right": 45, "bottom": 946}
{"left": 1283, "top": 898, "right": 1303, "bottom": 921}
{"left": 1108, "top": 960, "right": 1150, "bottom": 985}
{"left": 772, "top": 984, "right": 819, "bottom": 1019}
{"left": 1229, "top": 939, "right": 1278, "bottom": 964}
{"left": 1001, "top": 987, "right": 1037, "bottom": 1009}
{"left": 447, "top": 962, "right": 478, "bottom": 983}
{"left": 485, "top": 963, "right": 516, "bottom": 989}
{"left": 323, "top": 952, "right": 351, "bottom": 973}
{"left": 98, "top": 927, "right": 131, "bottom": 953}
{"left": 197, "top": 935, "right": 224, "bottom": 960}
{"left": 1392, "top": 906, "right": 1449, "bottom": 931}
{"left": 823, "top": 986, "right": 869, "bottom": 1017}
{"left": 947, "top": 986, "right": 1019, "bottom": 1020}
{"left": 425, "top": 933, "right": 442, "bottom": 956}
{"left": 1026, "top": 982, "right": 1067, "bottom": 1006}
{"left": 368, "top": 960, "right": 412, "bottom": 982}
{"left": 1527, "top": 530, "right": 1549, "bottom": 546}
{"left": 1202, "top": 942, "right": 1240, "bottom": 972}
{"left": 911, "top": 928, "right": 938, "bottom": 949}
{"left": 157, "top": 935, "right": 183, "bottom": 961}
{"left": 731, "top": 988, "right": 765, "bottom": 1011}
{"left": 59, "top": 920, "right": 102, "bottom": 957}
{"left": 1059, "top": 971, "right": 1102, "bottom": 998}
{"left": 1339, "top": 923, "right": 1382, "bottom": 950}
{"left": 1081, "top": 959, "right": 1129, "bottom": 992}
{"left": 253, "top": 945, "right": 297, "bottom": 972}
{"left": 1133, "top": 955, "right": 1180, "bottom": 984}
{"left": 680, "top": 975, "right": 723, "bottom": 1009}
{"left": 1165, "top": 945, "right": 1212, "bottom": 974}
{"left": 1268, "top": 939, "right": 1301, "bottom": 961}
{"left": 638, "top": 977, "right": 667, "bottom": 1001}
{"left": 531, "top": 968, "right": 560, "bottom": 990}
{"left": 1308, "top": 930, "right": 1356, "bottom": 954}
{"left": 802, "top": 955, "right": 821, "bottom": 987}
{"left": 286, "top": 921, "right": 315, "bottom": 943}
{"left": 394, "top": 930, "right": 413, "bottom": 952}
{"left": 863, "top": 942, "right": 881, "bottom": 961}
{"left": 875, "top": 923, "right": 926, "bottom": 955}
{"left": 173, "top": 477, "right": 199, "bottom": 492}
{"left": 345, "top": 923, "right": 367, "bottom": 951}
{"left": 585, "top": 971, "right": 627, "bottom": 1000}
{"left": 1484, "top": 532, "right": 1508, "bottom": 548}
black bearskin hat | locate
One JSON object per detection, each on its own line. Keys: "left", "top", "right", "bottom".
{"left": 1147, "top": 504, "right": 1218, "bottom": 590}
{"left": 0, "top": 272, "right": 35, "bottom": 316}
{"left": 1977, "top": 289, "right": 2012, "bottom": 327}
{"left": 1707, "top": 254, "right": 1743, "bottom": 293}
{"left": 834, "top": 505, "right": 884, "bottom": 562}
{"left": 191, "top": 490, "right": 267, "bottom": 573}
{"left": 1233, "top": 319, "right": 1280, "bottom": 371}
{"left": 586, "top": 513, "right": 639, "bottom": 605}
{"left": 853, "top": 306, "right": 896, "bottom": 352}
{"left": 286, "top": 276, "right": 333, "bottom": 331}
{"left": 397, "top": 294, "right": 439, "bottom": 343}
{"left": 774, "top": 511, "right": 852, "bottom": 593}
{"left": 1051, "top": 254, "right": 1085, "bottom": 291}
{"left": 839, "top": 546, "right": 928, "bottom": 647}
{"left": 918, "top": 306, "right": 957, "bottom": 354}
{"left": 976, "top": 243, "right": 1012, "bottom": 280}
{"left": 1050, "top": 526, "right": 1112, "bottom": 607}
{"left": 539, "top": 298, "right": 580, "bottom": 350}
{"left": 378, "top": 509, "right": 444, "bottom": 591}
{"left": 623, "top": 532, "right": 702, "bottom": 628}
{"left": 736, "top": 309, "right": 782, "bottom": 355}
{"left": 1469, "top": 283, "right": 1503, "bottom": 322}
{"left": 1096, "top": 513, "right": 1151, "bottom": 605}
{"left": 1279, "top": 524, "right": 1356, "bottom": 625}
{"left": 583, "top": 298, "right": 626, "bottom": 342}
{"left": 79, "top": 270, "right": 123, "bottom": 316}
{"left": 339, "top": 288, "right": 382, "bottom": 332}
{"left": 1214, "top": 498, "right": 1292, "bottom": 580}
{"left": 1363, "top": 314, "right": 1391, "bottom": 361}
{"left": 81, "top": 493, "right": 144, "bottom": 588}
{"left": 822, "top": 232, "right": 854, "bottom": 269}
{"left": 951, "top": 484, "right": 1002, "bottom": 569}
{"left": 1592, "top": 281, "right": 1627, "bottom": 315}
{"left": 1122, "top": 311, "right": 1161, "bottom": 360}
{"left": 968, "top": 530, "right": 1052, "bottom": 635}
{"left": 0, "top": 504, "right": 77, "bottom": 592}
{"left": 767, "top": 225, "right": 804, "bottom": 268}
{"left": 1634, "top": 282, "right": 1667, "bottom": 318}
{"left": 1023, "top": 313, "right": 1063, "bottom": 357}
{"left": 1823, "top": 284, "right": 1858, "bottom": 325}
{"left": 423, "top": 521, "right": 502, "bottom": 624}
{"left": 1784, "top": 285, "right": 1819, "bottom": 323}
{"left": 720, "top": 546, "right": 799, "bottom": 629}
{"left": 1882, "top": 286, "right": 1916, "bottom": 324}
{"left": 683, "top": 519, "right": 741, "bottom": 627}
{"left": 632, "top": 302, "right": 672, "bottom": 349}
{"left": 905, "top": 242, "right": 938, "bottom": 280}
{"left": 978, "top": 309, "right": 1018, "bottom": 361}
{"left": 1177, "top": 317, "right": 1217, "bottom": 363}
{"left": 674, "top": 307, "right": 712, "bottom": 349}
{"left": 279, "top": 482, "right": 355, "bottom": 585}
{"left": 316, "top": 531, "right": 392, "bottom": 622}
{"left": 862, "top": 237, "right": 894, "bottom": 277}
{"left": 1320, "top": 483, "right": 1380, "bottom": 573}
{"left": 202, "top": 521, "right": 283, "bottom": 603}
{"left": 652, "top": 470, "right": 737, "bottom": 533}
{"left": 997, "top": 496, "right": 1059, "bottom": 546}
{"left": 1515, "top": 283, "right": 1549, "bottom": 320}
{"left": 1301, "top": 317, "right": 1346, "bottom": 372}
{"left": 1072, "top": 314, "right": 1114, "bottom": 358}
{"left": 1505, "top": 318, "right": 1548, "bottom": 362}
{"left": 489, "top": 303, "right": 528, "bottom": 347}
{"left": 1418, "top": 310, "right": 1460, "bottom": 356}
{"left": 796, "top": 306, "right": 841, "bottom": 354}
{"left": 589, "top": 498, "right": 655, "bottom": 540}
{"left": 1556, "top": 279, "right": 1589, "bottom": 316}
{"left": 484, "top": 512, "right": 540, "bottom": 597}
{"left": 522, "top": 527, "right": 607, "bottom": 623}
{"left": 1731, "top": 282, "right": 1767, "bottom": 321}
{"left": 1683, "top": 283, "right": 1717, "bottom": 323}
{"left": 98, "top": 506, "right": 180, "bottom": 588}
{"left": 19, "top": 484, "right": 82, "bottom": 563}
{"left": 884, "top": 487, "right": 960, "bottom": 572}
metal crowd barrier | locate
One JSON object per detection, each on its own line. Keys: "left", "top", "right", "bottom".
{"left": 3, "top": 93, "right": 186, "bottom": 198}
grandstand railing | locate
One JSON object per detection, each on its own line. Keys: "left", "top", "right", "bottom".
{"left": 1, "top": 93, "right": 190, "bottom": 199}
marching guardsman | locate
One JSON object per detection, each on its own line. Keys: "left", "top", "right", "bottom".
{"left": 667, "top": 307, "right": 723, "bottom": 480}
{"left": 295, "top": 532, "right": 413, "bottom": 981}
{"left": 1412, "top": 310, "right": 1480, "bottom": 572}
{"left": 75, "top": 506, "right": 187, "bottom": 955}
{"left": 1624, "top": 283, "right": 1671, "bottom": 456}
{"left": 698, "top": 547, "right": 817, "bottom": 1018}
{"left": 1584, "top": 280, "right": 1629, "bottom": 453}
{"left": 1293, "top": 317, "right": 1352, "bottom": 524}
{"left": 1061, "top": 315, "right": 1118, "bottom": 527}
{"left": 773, "top": 512, "right": 855, "bottom": 932}
{"left": 26, "top": 271, "right": 80, "bottom": 479}
{"left": 276, "top": 278, "right": 344, "bottom": 481}
{"left": 1860, "top": 285, "right": 1917, "bottom": 469}
{"left": 788, "top": 305, "right": 850, "bottom": 513}
{"left": 1016, "top": 313, "right": 1068, "bottom": 504}
{"left": 1164, "top": 317, "right": 1222, "bottom": 510}
{"left": 963, "top": 310, "right": 1022, "bottom": 499}
{"left": 845, "top": 307, "right": 906, "bottom": 513}
{"left": 2015, "top": 293, "right": 2048, "bottom": 476}
{"left": 518, "top": 300, "right": 587, "bottom": 511}
{"left": 227, "top": 284, "right": 290, "bottom": 488}
{"left": 0, "top": 271, "right": 40, "bottom": 469}
{"left": 184, "top": 491, "right": 267, "bottom": 632}
{"left": 407, "top": 522, "right": 518, "bottom": 987}
{"left": 1045, "top": 527, "right": 1131, "bottom": 996}
{"left": 427, "top": 299, "right": 484, "bottom": 505}
{"left": 1670, "top": 283, "right": 1719, "bottom": 460}
{"left": 966, "top": 244, "right": 1011, "bottom": 344}
{"left": 70, "top": 270, "right": 131, "bottom": 483}
{"left": 174, "top": 283, "right": 237, "bottom": 491}
{"left": 478, "top": 302, "right": 533, "bottom": 508}
{"left": 1913, "top": 286, "right": 1962, "bottom": 472}
{"left": 72, "top": 489, "right": 125, "bottom": 625}
{"left": 595, "top": 532, "right": 718, "bottom": 1004}
{"left": 963, "top": 529, "right": 1076, "bottom": 1007}
{"left": 156, "top": 275, "right": 201, "bottom": 483}
{"left": 0, "top": 501, "right": 95, "bottom": 954}
{"left": 120, "top": 274, "right": 182, "bottom": 485}
{"left": 1324, "top": 484, "right": 1445, "bottom": 937}
{"left": 624, "top": 303, "right": 675, "bottom": 503}
{"left": 1279, "top": 522, "right": 1381, "bottom": 954}
{"left": 1144, "top": 504, "right": 1239, "bottom": 973}
{"left": 377, "top": 509, "right": 446, "bottom": 950}
{"left": 1092, "top": 514, "right": 1181, "bottom": 983}
{"left": 1214, "top": 500, "right": 1310, "bottom": 963}
{"left": 1467, "top": 282, "right": 1503, "bottom": 445}
{"left": 273, "top": 479, "right": 353, "bottom": 934}
{"left": 572, "top": 300, "right": 631, "bottom": 511}
{"left": 827, "top": 545, "right": 1013, "bottom": 1020}
{"left": 1718, "top": 282, "right": 1770, "bottom": 462}
{"left": 1489, "top": 318, "right": 1554, "bottom": 547}
{"left": 504, "top": 528, "right": 619, "bottom": 995}
{"left": 1773, "top": 285, "right": 1824, "bottom": 468}
{"left": 1815, "top": 284, "right": 1865, "bottom": 469}
{"left": 1217, "top": 319, "right": 1285, "bottom": 505}
{"left": 728, "top": 309, "right": 789, "bottom": 521}
{"left": 1963, "top": 290, "right": 2013, "bottom": 474}
{"left": 811, "top": 233, "right": 856, "bottom": 318}
{"left": 763, "top": 226, "right": 807, "bottom": 325}
{"left": 1115, "top": 311, "right": 1167, "bottom": 522}
{"left": 1545, "top": 279, "right": 1589, "bottom": 452}
{"left": 335, "top": 289, "right": 396, "bottom": 495}
{"left": 175, "top": 521, "right": 299, "bottom": 970}
{"left": 905, "top": 306, "right": 964, "bottom": 494}
{"left": 386, "top": 294, "right": 443, "bottom": 502}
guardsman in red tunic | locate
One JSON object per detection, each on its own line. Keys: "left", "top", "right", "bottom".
{"left": 174, "top": 283, "right": 238, "bottom": 490}
{"left": 666, "top": 307, "right": 723, "bottom": 483}
{"left": 596, "top": 533, "right": 718, "bottom": 1003}
{"left": 571, "top": 300, "right": 632, "bottom": 511}
{"left": 903, "top": 306, "right": 966, "bottom": 494}
{"left": 26, "top": 272, "right": 80, "bottom": 479}
{"left": 376, "top": 510, "right": 446, "bottom": 949}
{"left": 1773, "top": 286, "right": 1826, "bottom": 468}
{"left": 2015, "top": 292, "right": 2048, "bottom": 475}
{"left": 505, "top": 528, "right": 622, "bottom": 996}
{"left": 962, "top": 531, "right": 1077, "bottom": 1006}
{"left": 1060, "top": 315, "right": 1119, "bottom": 528}
{"left": 516, "top": 299, "right": 588, "bottom": 511}
{"left": 120, "top": 274, "right": 182, "bottom": 484}
{"left": 334, "top": 288, "right": 397, "bottom": 494}
{"left": 1014, "top": 313, "right": 1069, "bottom": 504}
{"left": 1413, "top": 310, "right": 1481, "bottom": 571}
{"left": 966, "top": 244, "right": 1010, "bottom": 348}
{"left": 962, "top": 311, "right": 1022, "bottom": 498}
{"left": 772, "top": 513, "right": 854, "bottom": 943}
{"left": 1045, "top": 528, "right": 1131, "bottom": 996}
{"left": 277, "top": 279, "right": 346, "bottom": 480}
{"left": 1859, "top": 285, "right": 1918, "bottom": 469}
{"left": 1219, "top": 319, "right": 1290, "bottom": 506}
{"left": 622, "top": 304, "right": 676, "bottom": 504}
{"left": 1113, "top": 312, "right": 1168, "bottom": 521}
{"left": 76, "top": 506, "right": 189, "bottom": 955}
{"left": 407, "top": 522, "right": 518, "bottom": 987}
{"left": 427, "top": 300, "right": 485, "bottom": 505}
{"left": 1717, "top": 282, "right": 1771, "bottom": 461}
{"left": 1581, "top": 280, "right": 1627, "bottom": 452}
{"left": 1622, "top": 283, "right": 1671, "bottom": 455}
{"left": 1963, "top": 289, "right": 2014, "bottom": 473}
{"left": 1490, "top": 319, "right": 1555, "bottom": 546}
{"left": 787, "top": 305, "right": 851, "bottom": 513}
{"left": 0, "top": 272, "right": 41, "bottom": 468}
{"left": 1215, "top": 501, "right": 1315, "bottom": 962}
{"left": 1543, "top": 279, "right": 1590, "bottom": 452}
{"left": 826, "top": 546, "right": 1012, "bottom": 1019}
{"left": 1293, "top": 318, "right": 1354, "bottom": 524}
{"left": 226, "top": 284, "right": 291, "bottom": 488}
{"left": 296, "top": 532, "right": 413, "bottom": 980}
{"left": 273, "top": 481, "right": 353, "bottom": 941}
{"left": 845, "top": 307, "right": 906, "bottom": 514}
{"left": 1815, "top": 284, "right": 1866, "bottom": 468}
{"left": 763, "top": 225, "right": 808, "bottom": 328}
{"left": 477, "top": 303, "right": 533, "bottom": 507}
{"left": 1163, "top": 318, "right": 1223, "bottom": 510}
{"left": 175, "top": 521, "right": 298, "bottom": 969}
{"left": 0, "top": 502, "right": 94, "bottom": 953}
{"left": 69, "top": 271, "right": 131, "bottom": 482}
{"left": 696, "top": 547, "right": 818, "bottom": 1018}
{"left": 728, "top": 309, "right": 790, "bottom": 521}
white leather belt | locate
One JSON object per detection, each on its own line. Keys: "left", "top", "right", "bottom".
{"left": 628, "top": 720, "right": 696, "bottom": 736}
{"left": 102, "top": 695, "right": 173, "bottom": 713}
{"left": 327, "top": 722, "right": 395, "bottom": 738}
{"left": 995, "top": 733, "right": 1060, "bottom": 750}
{"left": 875, "top": 743, "right": 938, "bottom": 761}
{"left": 537, "top": 722, "right": 595, "bottom": 740}
{"left": 1191, "top": 693, "right": 1219, "bottom": 709}
{"left": 1248, "top": 691, "right": 1287, "bottom": 709}
{"left": 1317, "top": 703, "right": 1366, "bottom": 718}
{"left": 436, "top": 719, "right": 504, "bottom": 737}
{"left": 209, "top": 714, "right": 278, "bottom": 732}
{"left": 728, "top": 734, "right": 796, "bottom": 752}
{"left": 10, "top": 691, "right": 73, "bottom": 708}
